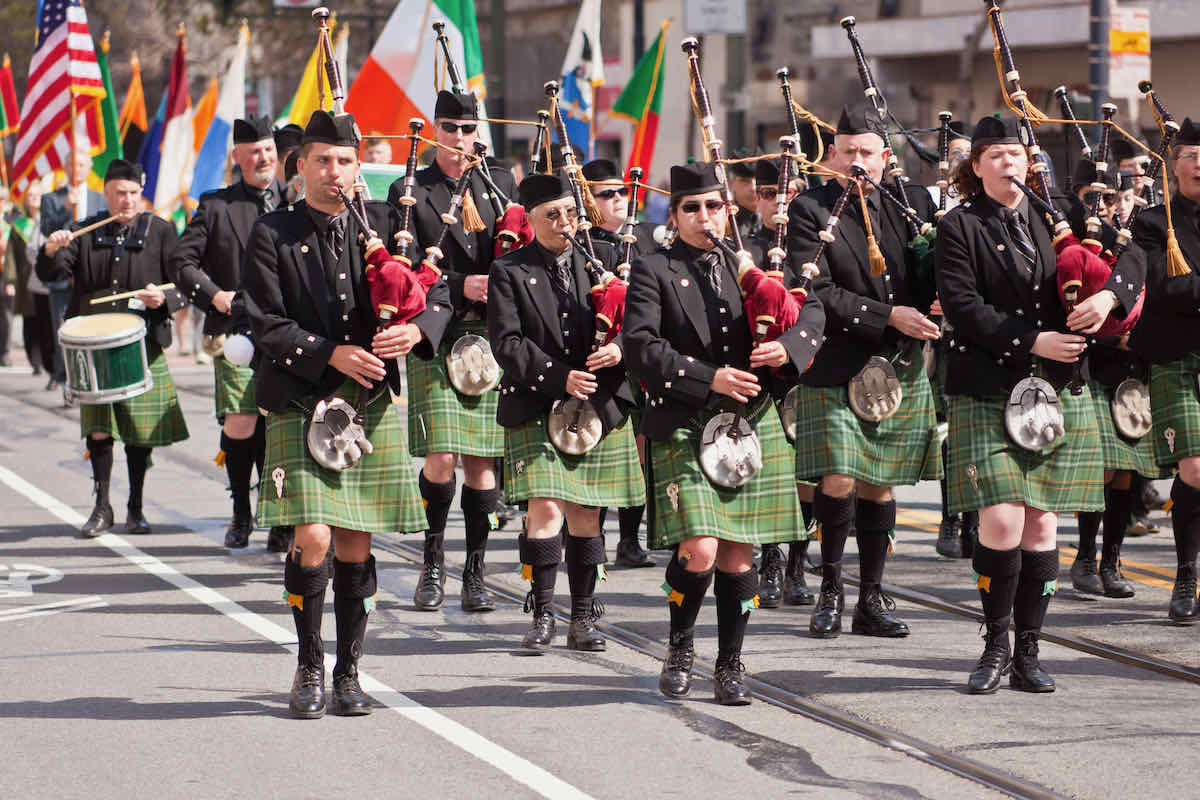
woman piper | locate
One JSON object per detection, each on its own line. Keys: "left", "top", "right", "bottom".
{"left": 624, "top": 162, "right": 824, "bottom": 704}
{"left": 488, "top": 172, "right": 645, "bottom": 653}
{"left": 935, "top": 116, "right": 1128, "bottom": 693}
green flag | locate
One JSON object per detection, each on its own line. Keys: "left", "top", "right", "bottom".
{"left": 89, "top": 33, "right": 124, "bottom": 192}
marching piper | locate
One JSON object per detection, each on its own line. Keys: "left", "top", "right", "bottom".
{"left": 169, "top": 115, "right": 289, "bottom": 550}
{"left": 624, "top": 161, "right": 824, "bottom": 705}
{"left": 36, "top": 159, "right": 189, "bottom": 537}
{"left": 241, "top": 110, "right": 452, "bottom": 718}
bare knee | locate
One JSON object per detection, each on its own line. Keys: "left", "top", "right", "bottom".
{"left": 677, "top": 536, "right": 719, "bottom": 572}
{"left": 332, "top": 528, "right": 372, "bottom": 562}
{"left": 223, "top": 413, "right": 258, "bottom": 440}
{"left": 977, "top": 503, "right": 1026, "bottom": 551}
{"left": 1020, "top": 508, "right": 1058, "bottom": 551}
{"left": 820, "top": 474, "right": 855, "bottom": 498}
{"left": 460, "top": 455, "right": 497, "bottom": 490}
{"left": 526, "top": 498, "right": 564, "bottom": 539}
{"left": 563, "top": 504, "right": 602, "bottom": 538}
{"left": 422, "top": 452, "right": 458, "bottom": 484}
{"left": 1109, "top": 470, "right": 1132, "bottom": 490}
{"left": 292, "top": 523, "right": 332, "bottom": 566}
{"left": 715, "top": 541, "right": 754, "bottom": 573}
{"left": 1178, "top": 457, "right": 1200, "bottom": 488}
{"left": 856, "top": 481, "right": 892, "bottom": 503}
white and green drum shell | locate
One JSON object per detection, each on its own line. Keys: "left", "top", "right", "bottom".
{"left": 58, "top": 313, "right": 152, "bottom": 404}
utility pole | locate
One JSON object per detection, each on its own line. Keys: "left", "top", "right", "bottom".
{"left": 1088, "top": 0, "right": 1109, "bottom": 136}
{"left": 490, "top": 0, "right": 507, "bottom": 157}
{"left": 633, "top": 0, "right": 645, "bottom": 62}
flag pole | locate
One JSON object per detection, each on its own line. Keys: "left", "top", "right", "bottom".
{"left": 68, "top": 92, "right": 79, "bottom": 217}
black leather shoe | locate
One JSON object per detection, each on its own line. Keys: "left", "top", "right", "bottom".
{"left": 45, "top": 375, "right": 58, "bottom": 391}
{"left": 967, "top": 618, "right": 1011, "bottom": 694}
{"left": 329, "top": 670, "right": 372, "bottom": 716}
{"left": 713, "top": 654, "right": 752, "bottom": 706}
{"left": 266, "top": 526, "right": 293, "bottom": 553}
{"left": 1070, "top": 555, "right": 1104, "bottom": 595}
{"left": 615, "top": 536, "right": 655, "bottom": 568}
{"left": 521, "top": 610, "right": 556, "bottom": 653}
{"left": 782, "top": 564, "right": 815, "bottom": 606}
{"left": 566, "top": 616, "right": 606, "bottom": 651}
{"left": 1009, "top": 631, "right": 1055, "bottom": 693}
{"left": 852, "top": 583, "right": 910, "bottom": 637}
{"left": 125, "top": 506, "right": 151, "bottom": 535}
{"left": 757, "top": 545, "right": 784, "bottom": 609}
{"left": 224, "top": 514, "right": 253, "bottom": 549}
{"left": 495, "top": 500, "right": 521, "bottom": 531}
{"left": 1100, "top": 564, "right": 1135, "bottom": 598}
{"left": 935, "top": 517, "right": 963, "bottom": 558}
{"left": 288, "top": 664, "right": 326, "bottom": 719}
{"left": 460, "top": 550, "right": 495, "bottom": 612}
{"left": 413, "top": 535, "right": 446, "bottom": 611}
{"left": 1168, "top": 566, "right": 1198, "bottom": 624}
{"left": 80, "top": 502, "right": 114, "bottom": 538}
{"left": 659, "top": 632, "right": 694, "bottom": 698}
{"left": 809, "top": 567, "right": 844, "bottom": 639}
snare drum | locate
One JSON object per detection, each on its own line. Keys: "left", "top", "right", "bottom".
{"left": 58, "top": 313, "right": 152, "bottom": 404}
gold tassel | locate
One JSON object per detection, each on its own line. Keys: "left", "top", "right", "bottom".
{"left": 580, "top": 177, "right": 607, "bottom": 227}
{"left": 989, "top": 15, "right": 1049, "bottom": 125}
{"left": 858, "top": 184, "right": 887, "bottom": 276}
{"left": 1167, "top": 226, "right": 1192, "bottom": 276}
{"left": 460, "top": 188, "right": 486, "bottom": 233}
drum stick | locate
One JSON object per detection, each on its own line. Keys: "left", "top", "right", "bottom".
{"left": 88, "top": 283, "right": 176, "bottom": 305}
{"left": 70, "top": 214, "right": 120, "bottom": 240}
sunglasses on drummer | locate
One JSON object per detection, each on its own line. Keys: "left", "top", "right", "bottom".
{"left": 593, "top": 187, "right": 629, "bottom": 199}
{"left": 679, "top": 199, "right": 726, "bottom": 214}
{"left": 439, "top": 121, "right": 478, "bottom": 134}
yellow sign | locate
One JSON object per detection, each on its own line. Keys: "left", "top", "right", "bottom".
{"left": 1111, "top": 29, "right": 1150, "bottom": 55}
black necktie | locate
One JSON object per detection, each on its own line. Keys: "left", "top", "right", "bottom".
{"left": 1004, "top": 208, "right": 1037, "bottom": 273}
{"left": 260, "top": 187, "right": 275, "bottom": 213}
{"left": 700, "top": 249, "right": 723, "bottom": 295}
{"left": 555, "top": 254, "right": 572, "bottom": 294}
{"left": 327, "top": 216, "right": 345, "bottom": 263}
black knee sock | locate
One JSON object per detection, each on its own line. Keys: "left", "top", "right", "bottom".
{"left": 332, "top": 556, "right": 376, "bottom": 678}
{"left": 664, "top": 549, "right": 715, "bottom": 641}
{"left": 800, "top": 500, "right": 814, "bottom": 531}
{"left": 125, "top": 446, "right": 151, "bottom": 511}
{"left": 519, "top": 533, "right": 561, "bottom": 612}
{"left": 1076, "top": 511, "right": 1102, "bottom": 560}
{"left": 972, "top": 544, "right": 1021, "bottom": 622}
{"left": 814, "top": 488, "right": 854, "bottom": 566}
{"left": 461, "top": 485, "right": 500, "bottom": 555}
{"left": 855, "top": 498, "right": 895, "bottom": 585}
{"left": 1170, "top": 477, "right": 1200, "bottom": 569}
{"left": 787, "top": 539, "right": 809, "bottom": 574}
{"left": 962, "top": 509, "right": 979, "bottom": 531}
{"left": 565, "top": 534, "right": 607, "bottom": 618}
{"left": 285, "top": 553, "right": 329, "bottom": 668}
{"left": 87, "top": 437, "right": 113, "bottom": 503}
{"left": 250, "top": 417, "right": 266, "bottom": 483}
{"left": 939, "top": 438, "right": 954, "bottom": 520}
{"left": 221, "top": 432, "right": 255, "bottom": 518}
{"left": 618, "top": 505, "right": 645, "bottom": 543}
{"left": 419, "top": 472, "right": 456, "bottom": 537}
{"left": 1101, "top": 487, "right": 1134, "bottom": 569}
{"left": 714, "top": 569, "right": 759, "bottom": 660}
{"left": 1013, "top": 549, "right": 1059, "bottom": 634}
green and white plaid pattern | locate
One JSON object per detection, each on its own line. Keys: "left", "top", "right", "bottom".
{"left": 1086, "top": 379, "right": 1164, "bottom": 478}
{"left": 406, "top": 319, "right": 504, "bottom": 458}
{"left": 646, "top": 400, "right": 801, "bottom": 548}
{"left": 945, "top": 388, "right": 1103, "bottom": 514}
{"left": 792, "top": 355, "right": 942, "bottom": 486}
{"left": 256, "top": 381, "right": 426, "bottom": 534}
{"left": 213, "top": 356, "right": 259, "bottom": 420}
{"left": 502, "top": 414, "right": 645, "bottom": 508}
{"left": 79, "top": 353, "right": 189, "bottom": 447}
{"left": 1150, "top": 352, "right": 1200, "bottom": 468}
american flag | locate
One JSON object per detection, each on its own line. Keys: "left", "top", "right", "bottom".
{"left": 11, "top": 0, "right": 105, "bottom": 200}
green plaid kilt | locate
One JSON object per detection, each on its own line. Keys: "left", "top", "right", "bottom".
{"left": 928, "top": 340, "right": 948, "bottom": 417}
{"left": 79, "top": 353, "right": 190, "bottom": 447}
{"left": 1086, "top": 379, "right": 1163, "bottom": 477}
{"left": 213, "top": 356, "right": 258, "bottom": 420}
{"left": 1150, "top": 352, "right": 1200, "bottom": 468}
{"left": 502, "top": 414, "right": 645, "bottom": 507}
{"left": 645, "top": 400, "right": 801, "bottom": 548}
{"left": 792, "top": 355, "right": 943, "bottom": 486}
{"left": 256, "top": 381, "right": 426, "bottom": 534}
{"left": 945, "top": 388, "right": 1104, "bottom": 514}
{"left": 406, "top": 319, "right": 504, "bottom": 458}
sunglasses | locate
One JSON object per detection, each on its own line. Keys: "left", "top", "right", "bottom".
{"left": 593, "top": 187, "right": 630, "bottom": 199}
{"left": 679, "top": 199, "right": 726, "bottom": 214}
{"left": 544, "top": 207, "right": 580, "bottom": 222}
{"left": 439, "top": 121, "right": 478, "bottom": 134}
{"left": 1084, "top": 190, "right": 1119, "bottom": 205}
{"left": 756, "top": 186, "right": 798, "bottom": 200}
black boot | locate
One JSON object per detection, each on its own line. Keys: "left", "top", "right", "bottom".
{"left": 460, "top": 486, "right": 498, "bottom": 612}
{"left": 810, "top": 562, "right": 844, "bottom": 638}
{"left": 660, "top": 551, "right": 714, "bottom": 698}
{"left": 1100, "top": 486, "right": 1135, "bottom": 598}
{"left": 221, "top": 432, "right": 256, "bottom": 548}
{"left": 284, "top": 553, "right": 329, "bottom": 719}
{"left": 713, "top": 568, "right": 757, "bottom": 706}
{"left": 852, "top": 499, "right": 906, "bottom": 636}
{"left": 1071, "top": 511, "right": 1103, "bottom": 594}
{"left": 800, "top": 500, "right": 822, "bottom": 573}
{"left": 968, "top": 618, "right": 1012, "bottom": 694}
{"left": 413, "top": 473, "right": 455, "bottom": 611}
{"left": 782, "top": 540, "right": 814, "bottom": 606}
{"left": 615, "top": 505, "right": 654, "bottom": 567}
{"left": 124, "top": 446, "right": 152, "bottom": 534}
{"left": 1011, "top": 549, "right": 1058, "bottom": 693}
{"left": 81, "top": 438, "right": 114, "bottom": 538}
{"left": 757, "top": 543, "right": 784, "bottom": 609}
{"left": 1170, "top": 563, "right": 1199, "bottom": 623}
{"left": 331, "top": 557, "right": 375, "bottom": 716}
{"left": 1010, "top": 631, "right": 1055, "bottom": 692}
{"left": 852, "top": 583, "right": 909, "bottom": 637}
{"left": 1168, "top": 478, "right": 1200, "bottom": 623}
{"left": 809, "top": 488, "right": 852, "bottom": 638}
{"left": 936, "top": 516, "right": 963, "bottom": 558}
{"left": 565, "top": 534, "right": 607, "bottom": 651}
{"left": 967, "top": 544, "right": 1020, "bottom": 694}
{"left": 519, "top": 533, "right": 561, "bottom": 653}
{"left": 267, "top": 526, "right": 294, "bottom": 553}
{"left": 713, "top": 652, "right": 751, "bottom": 706}
{"left": 659, "top": 630, "right": 696, "bottom": 699}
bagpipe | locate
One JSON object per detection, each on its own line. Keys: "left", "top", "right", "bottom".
{"left": 614, "top": 166, "right": 644, "bottom": 281}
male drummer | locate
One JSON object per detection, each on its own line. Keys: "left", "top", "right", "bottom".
{"left": 37, "top": 159, "right": 189, "bottom": 536}
{"left": 241, "top": 110, "right": 451, "bottom": 718}
{"left": 624, "top": 162, "right": 824, "bottom": 704}
{"left": 787, "top": 106, "right": 942, "bottom": 640}
{"left": 170, "top": 115, "right": 288, "bottom": 550}
{"left": 386, "top": 90, "right": 518, "bottom": 613}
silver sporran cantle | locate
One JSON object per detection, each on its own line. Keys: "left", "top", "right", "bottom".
{"left": 699, "top": 412, "right": 763, "bottom": 488}
{"left": 1004, "top": 376, "right": 1066, "bottom": 452}
{"left": 548, "top": 397, "right": 604, "bottom": 455}
{"left": 446, "top": 333, "right": 500, "bottom": 396}
{"left": 306, "top": 396, "right": 374, "bottom": 471}
{"left": 779, "top": 385, "right": 799, "bottom": 442}
{"left": 1111, "top": 378, "right": 1152, "bottom": 440}
{"left": 848, "top": 356, "right": 902, "bottom": 422}
{"left": 201, "top": 333, "right": 227, "bottom": 358}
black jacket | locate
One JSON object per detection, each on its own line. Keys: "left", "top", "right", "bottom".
{"left": 787, "top": 178, "right": 937, "bottom": 386}
{"left": 387, "top": 159, "right": 518, "bottom": 318}
{"left": 241, "top": 199, "right": 453, "bottom": 412}
{"left": 39, "top": 186, "right": 107, "bottom": 237}
{"left": 169, "top": 179, "right": 285, "bottom": 335}
{"left": 36, "top": 212, "right": 183, "bottom": 358}
{"left": 624, "top": 239, "right": 825, "bottom": 441}
{"left": 1128, "top": 193, "right": 1200, "bottom": 363}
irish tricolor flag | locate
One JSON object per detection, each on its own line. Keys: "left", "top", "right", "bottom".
{"left": 345, "top": 0, "right": 489, "bottom": 156}
{"left": 611, "top": 21, "right": 669, "bottom": 184}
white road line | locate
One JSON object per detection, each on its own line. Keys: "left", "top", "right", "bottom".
{"left": 0, "top": 595, "right": 108, "bottom": 621}
{"left": 0, "top": 465, "right": 594, "bottom": 800}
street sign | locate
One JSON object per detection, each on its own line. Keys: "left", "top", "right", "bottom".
{"left": 683, "top": 0, "right": 747, "bottom": 36}
{"left": 1110, "top": 6, "right": 1150, "bottom": 100}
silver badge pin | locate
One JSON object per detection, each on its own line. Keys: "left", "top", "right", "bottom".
{"left": 1165, "top": 427, "right": 1177, "bottom": 454}
{"left": 272, "top": 467, "right": 286, "bottom": 499}
{"left": 667, "top": 481, "right": 680, "bottom": 511}
{"left": 966, "top": 464, "right": 979, "bottom": 492}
